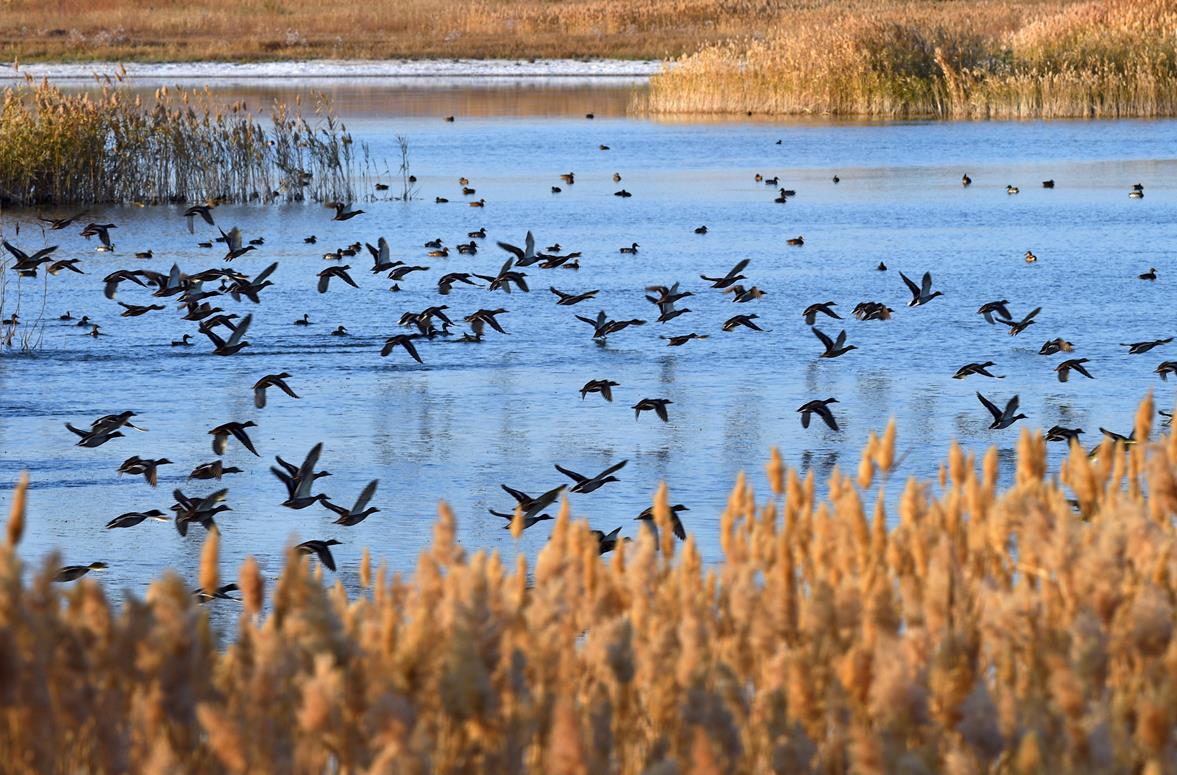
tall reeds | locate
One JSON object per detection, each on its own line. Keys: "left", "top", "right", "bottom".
{"left": 0, "top": 77, "right": 361, "bottom": 206}
{"left": 646, "top": 0, "right": 1177, "bottom": 117}
{"left": 2, "top": 398, "right": 1176, "bottom": 771}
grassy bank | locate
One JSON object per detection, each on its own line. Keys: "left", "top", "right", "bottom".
{"left": 646, "top": 0, "right": 1177, "bottom": 117}
{"left": 3, "top": 397, "right": 1176, "bottom": 772}
{"left": 0, "top": 0, "right": 784, "bottom": 62}
{"left": 0, "top": 78, "right": 361, "bottom": 205}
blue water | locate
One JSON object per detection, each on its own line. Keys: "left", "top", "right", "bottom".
{"left": 1, "top": 81, "right": 1174, "bottom": 598}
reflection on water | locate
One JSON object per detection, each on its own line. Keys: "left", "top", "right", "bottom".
{"left": 1, "top": 78, "right": 1176, "bottom": 596}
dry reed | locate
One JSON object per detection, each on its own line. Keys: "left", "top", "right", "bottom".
{"left": 2, "top": 398, "right": 1176, "bottom": 772}
{"left": 0, "top": 76, "right": 362, "bottom": 206}
{"left": 647, "top": 0, "right": 1177, "bottom": 117}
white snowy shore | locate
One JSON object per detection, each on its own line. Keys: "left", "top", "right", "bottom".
{"left": 0, "top": 59, "right": 662, "bottom": 85}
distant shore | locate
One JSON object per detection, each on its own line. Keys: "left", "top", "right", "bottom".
{"left": 2, "top": 59, "right": 662, "bottom": 86}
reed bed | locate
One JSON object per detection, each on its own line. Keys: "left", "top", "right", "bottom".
{"left": 646, "top": 0, "right": 1177, "bottom": 117}
{"left": 3, "top": 396, "right": 1177, "bottom": 772}
{"left": 0, "top": 76, "right": 361, "bottom": 206}
{"left": 0, "top": 0, "right": 783, "bottom": 62}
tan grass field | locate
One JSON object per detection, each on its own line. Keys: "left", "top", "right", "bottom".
{"left": 2, "top": 396, "right": 1176, "bottom": 772}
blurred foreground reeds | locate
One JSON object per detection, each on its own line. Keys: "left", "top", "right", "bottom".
{"left": 646, "top": 0, "right": 1177, "bottom": 117}
{"left": 3, "top": 398, "right": 1177, "bottom": 772}
{"left": 0, "top": 76, "right": 361, "bottom": 206}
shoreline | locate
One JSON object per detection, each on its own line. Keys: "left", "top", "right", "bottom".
{"left": 2, "top": 58, "right": 663, "bottom": 85}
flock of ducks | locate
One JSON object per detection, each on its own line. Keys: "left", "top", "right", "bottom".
{"left": 5, "top": 156, "right": 1169, "bottom": 589}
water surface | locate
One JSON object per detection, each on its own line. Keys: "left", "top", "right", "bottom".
{"left": 1, "top": 79, "right": 1173, "bottom": 599}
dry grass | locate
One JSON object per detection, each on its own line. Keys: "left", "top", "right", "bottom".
{"left": 0, "top": 76, "right": 362, "bottom": 206}
{"left": 0, "top": 0, "right": 785, "bottom": 62}
{"left": 3, "top": 397, "right": 1177, "bottom": 771}
{"left": 647, "top": 0, "right": 1177, "bottom": 117}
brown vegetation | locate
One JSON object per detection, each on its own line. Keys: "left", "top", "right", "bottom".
{"left": 646, "top": 0, "right": 1177, "bottom": 117}
{"left": 0, "top": 77, "right": 362, "bottom": 205}
{"left": 0, "top": 0, "right": 782, "bottom": 62}
{"left": 2, "top": 396, "right": 1177, "bottom": 771}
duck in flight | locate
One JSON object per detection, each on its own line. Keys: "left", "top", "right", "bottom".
{"left": 171, "top": 488, "right": 230, "bottom": 536}
{"left": 580, "top": 379, "right": 619, "bottom": 401}
{"left": 812, "top": 326, "right": 856, "bottom": 358}
{"left": 633, "top": 398, "right": 672, "bottom": 422}
{"left": 53, "top": 562, "right": 108, "bottom": 582}
{"left": 203, "top": 313, "right": 252, "bottom": 355}
{"left": 1045, "top": 426, "right": 1083, "bottom": 443}
{"left": 116, "top": 455, "right": 172, "bottom": 487}
{"left": 723, "top": 314, "right": 764, "bottom": 332}
{"left": 253, "top": 373, "right": 300, "bottom": 408}
{"left": 330, "top": 202, "right": 365, "bottom": 221}
{"left": 323, "top": 480, "right": 380, "bottom": 526}
{"left": 803, "top": 302, "right": 840, "bottom": 325}
{"left": 1122, "top": 337, "right": 1172, "bottom": 355}
{"left": 189, "top": 460, "right": 243, "bottom": 481}
{"left": 977, "top": 300, "right": 1011, "bottom": 324}
{"left": 797, "top": 398, "right": 839, "bottom": 430}
{"left": 997, "top": 306, "right": 1041, "bottom": 336}
{"left": 635, "top": 504, "right": 687, "bottom": 541}
{"left": 953, "top": 362, "right": 1003, "bottom": 380}
{"left": 381, "top": 334, "right": 424, "bottom": 363}
{"left": 105, "top": 510, "right": 169, "bottom": 529}
{"left": 209, "top": 421, "right": 259, "bottom": 456}
{"left": 1040, "top": 338, "right": 1074, "bottom": 355}
{"left": 976, "top": 392, "right": 1026, "bottom": 429}
{"left": 495, "top": 483, "right": 566, "bottom": 522}
{"left": 554, "top": 459, "right": 627, "bottom": 494}
{"left": 1055, "top": 358, "right": 1094, "bottom": 382}
{"left": 218, "top": 227, "right": 255, "bottom": 262}
{"left": 551, "top": 287, "right": 599, "bottom": 306}
{"left": 899, "top": 271, "right": 942, "bottom": 306}
{"left": 701, "top": 258, "right": 749, "bottom": 289}
{"left": 298, "top": 539, "right": 342, "bottom": 571}
{"left": 317, "top": 265, "right": 359, "bottom": 293}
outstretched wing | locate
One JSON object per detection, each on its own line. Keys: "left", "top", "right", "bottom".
{"left": 976, "top": 392, "right": 1001, "bottom": 421}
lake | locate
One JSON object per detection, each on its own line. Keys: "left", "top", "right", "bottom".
{"left": 1, "top": 69, "right": 1174, "bottom": 597}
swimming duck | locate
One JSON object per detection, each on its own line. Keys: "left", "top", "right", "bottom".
{"left": 58, "top": 311, "right": 72, "bottom": 321}
{"left": 961, "top": 174, "right": 972, "bottom": 186}
{"left": 1042, "top": 179, "right": 1055, "bottom": 188}
{"left": 619, "top": 243, "right": 639, "bottom": 254}
{"left": 171, "top": 334, "right": 192, "bottom": 347}
{"left": 435, "top": 197, "right": 449, "bottom": 204}
{"left": 1139, "top": 267, "right": 1157, "bottom": 281}
{"left": 469, "top": 199, "right": 486, "bottom": 208}
{"left": 832, "top": 175, "right": 840, "bottom": 183}
{"left": 294, "top": 313, "right": 312, "bottom": 326}
{"left": 560, "top": 173, "right": 575, "bottom": 184}
{"left": 462, "top": 187, "right": 476, "bottom": 196}
{"left": 976, "top": 392, "right": 1026, "bottom": 429}
{"left": 787, "top": 235, "right": 804, "bottom": 246}
{"left": 331, "top": 325, "right": 348, "bottom": 337}
{"left": 694, "top": 226, "right": 708, "bottom": 234}
{"left": 53, "top": 562, "right": 108, "bottom": 582}
{"left": 599, "top": 144, "right": 610, "bottom": 151}
{"left": 469, "top": 228, "right": 487, "bottom": 239}
{"left": 1024, "top": 250, "right": 1037, "bottom": 263}
{"left": 1007, "top": 185, "right": 1020, "bottom": 195}
{"left": 580, "top": 379, "right": 620, "bottom": 402}
{"left": 876, "top": 262, "right": 887, "bottom": 271}
{"left": 614, "top": 189, "right": 632, "bottom": 198}
{"left": 797, "top": 398, "right": 839, "bottom": 431}
{"left": 134, "top": 250, "right": 153, "bottom": 259}
{"left": 374, "top": 183, "right": 389, "bottom": 191}
{"left": 632, "top": 398, "right": 672, "bottom": 422}
{"left": 304, "top": 235, "right": 318, "bottom": 243}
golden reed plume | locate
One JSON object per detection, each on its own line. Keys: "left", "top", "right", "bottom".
{"left": 1, "top": 399, "right": 1175, "bottom": 772}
